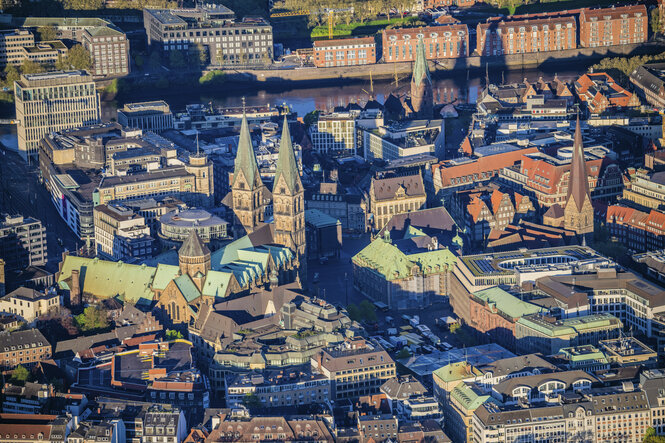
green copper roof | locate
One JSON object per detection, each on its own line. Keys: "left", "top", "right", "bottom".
{"left": 152, "top": 264, "right": 181, "bottom": 291}
{"left": 274, "top": 116, "right": 301, "bottom": 194}
{"left": 472, "top": 287, "right": 540, "bottom": 319}
{"left": 559, "top": 346, "right": 609, "bottom": 364}
{"left": 433, "top": 361, "right": 482, "bottom": 383}
{"left": 201, "top": 270, "right": 234, "bottom": 298}
{"left": 517, "top": 313, "right": 620, "bottom": 338}
{"left": 412, "top": 37, "right": 431, "bottom": 88}
{"left": 404, "top": 225, "right": 426, "bottom": 239}
{"left": 173, "top": 274, "right": 200, "bottom": 302}
{"left": 451, "top": 383, "right": 495, "bottom": 411}
{"left": 353, "top": 237, "right": 456, "bottom": 281}
{"left": 57, "top": 255, "right": 156, "bottom": 303}
{"left": 233, "top": 114, "right": 262, "bottom": 189}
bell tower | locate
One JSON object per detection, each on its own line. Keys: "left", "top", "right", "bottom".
{"left": 272, "top": 117, "right": 306, "bottom": 283}
{"left": 231, "top": 113, "right": 268, "bottom": 235}
{"left": 564, "top": 114, "right": 594, "bottom": 237}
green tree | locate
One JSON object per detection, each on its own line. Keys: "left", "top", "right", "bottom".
{"left": 134, "top": 54, "right": 144, "bottom": 68}
{"left": 168, "top": 50, "right": 186, "bottom": 68}
{"left": 165, "top": 329, "right": 183, "bottom": 340}
{"left": 652, "top": 9, "right": 662, "bottom": 36}
{"left": 190, "top": 43, "right": 208, "bottom": 68}
{"left": 303, "top": 110, "right": 320, "bottom": 128}
{"left": 21, "top": 60, "right": 46, "bottom": 74}
{"left": 241, "top": 392, "right": 261, "bottom": 409}
{"left": 199, "top": 70, "right": 225, "bottom": 87}
{"left": 57, "top": 45, "right": 92, "bottom": 71}
{"left": 75, "top": 306, "right": 110, "bottom": 332}
{"left": 346, "top": 303, "right": 361, "bottom": 322}
{"left": 3, "top": 65, "right": 20, "bottom": 88}
{"left": 358, "top": 300, "right": 377, "bottom": 322}
{"left": 38, "top": 26, "right": 58, "bottom": 41}
{"left": 149, "top": 51, "right": 162, "bottom": 70}
{"left": 10, "top": 364, "right": 30, "bottom": 384}
{"left": 449, "top": 322, "right": 461, "bottom": 334}
{"left": 644, "top": 427, "right": 665, "bottom": 443}
{"left": 396, "top": 348, "right": 411, "bottom": 359}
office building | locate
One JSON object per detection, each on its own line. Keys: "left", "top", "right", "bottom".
{"left": 117, "top": 101, "right": 174, "bottom": 132}
{"left": 93, "top": 204, "right": 155, "bottom": 261}
{"left": 382, "top": 24, "right": 469, "bottom": 62}
{"left": 306, "top": 182, "right": 366, "bottom": 233}
{"left": 310, "top": 112, "right": 356, "bottom": 155}
{"left": 312, "top": 338, "right": 396, "bottom": 400}
{"left": 313, "top": 37, "right": 376, "bottom": 67}
{"left": 362, "top": 119, "right": 444, "bottom": 161}
{"left": 144, "top": 5, "right": 273, "bottom": 67}
{"left": 15, "top": 71, "right": 101, "bottom": 161}
{"left": 0, "top": 214, "right": 47, "bottom": 271}
{"left": 0, "top": 29, "right": 35, "bottom": 66}
{"left": 368, "top": 173, "right": 427, "bottom": 231}
{"left": 579, "top": 4, "right": 647, "bottom": 48}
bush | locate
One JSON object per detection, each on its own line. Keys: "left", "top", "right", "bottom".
{"left": 75, "top": 306, "right": 109, "bottom": 333}
{"left": 165, "top": 329, "right": 183, "bottom": 340}
{"left": 199, "top": 70, "right": 225, "bottom": 87}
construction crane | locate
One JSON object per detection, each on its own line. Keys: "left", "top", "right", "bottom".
{"left": 269, "top": 9, "right": 309, "bottom": 18}
{"left": 325, "top": 7, "right": 354, "bottom": 39}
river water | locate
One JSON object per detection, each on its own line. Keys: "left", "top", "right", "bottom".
{"left": 0, "top": 67, "right": 581, "bottom": 151}
{"left": 100, "top": 67, "right": 582, "bottom": 120}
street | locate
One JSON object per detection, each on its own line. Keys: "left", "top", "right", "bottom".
{"left": 0, "top": 145, "right": 78, "bottom": 270}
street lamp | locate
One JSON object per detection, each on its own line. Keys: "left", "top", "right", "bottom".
{"left": 345, "top": 272, "right": 349, "bottom": 307}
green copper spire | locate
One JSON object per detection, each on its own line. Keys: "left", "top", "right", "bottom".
{"left": 274, "top": 116, "right": 301, "bottom": 193}
{"left": 233, "top": 113, "right": 261, "bottom": 188}
{"left": 412, "top": 37, "right": 431, "bottom": 88}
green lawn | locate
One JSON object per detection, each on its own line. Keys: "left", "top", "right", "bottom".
{"left": 311, "top": 16, "right": 421, "bottom": 39}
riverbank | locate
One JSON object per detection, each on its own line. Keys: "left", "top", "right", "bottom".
{"left": 220, "top": 42, "right": 665, "bottom": 85}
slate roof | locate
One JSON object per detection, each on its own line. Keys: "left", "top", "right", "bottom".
{"left": 370, "top": 174, "right": 425, "bottom": 201}
{"left": 0, "top": 328, "right": 49, "bottom": 351}
{"left": 179, "top": 229, "right": 210, "bottom": 258}
{"left": 380, "top": 376, "right": 427, "bottom": 400}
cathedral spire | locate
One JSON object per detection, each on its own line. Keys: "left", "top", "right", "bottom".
{"left": 567, "top": 114, "right": 590, "bottom": 212}
{"left": 274, "top": 116, "right": 301, "bottom": 194}
{"left": 408, "top": 36, "right": 433, "bottom": 119}
{"left": 233, "top": 113, "right": 262, "bottom": 189}
{"left": 412, "top": 37, "right": 431, "bottom": 88}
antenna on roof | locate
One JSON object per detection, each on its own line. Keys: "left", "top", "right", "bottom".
{"left": 195, "top": 130, "right": 200, "bottom": 156}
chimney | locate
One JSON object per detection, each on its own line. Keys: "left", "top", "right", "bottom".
{"left": 70, "top": 269, "right": 81, "bottom": 307}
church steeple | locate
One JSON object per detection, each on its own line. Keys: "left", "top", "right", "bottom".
{"left": 178, "top": 229, "right": 211, "bottom": 289}
{"left": 408, "top": 37, "right": 433, "bottom": 120}
{"left": 231, "top": 113, "right": 268, "bottom": 235}
{"left": 273, "top": 116, "right": 306, "bottom": 284}
{"left": 564, "top": 114, "right": 594, "bottom": 236}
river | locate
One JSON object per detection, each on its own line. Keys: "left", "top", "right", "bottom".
{"left": 101, "top": 67, "right": 582, "bottom": 120}
{"left": 1, "top": 67, "right": 582, "bottom": 151}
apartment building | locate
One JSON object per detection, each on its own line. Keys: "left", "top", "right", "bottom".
{"left": 0, "top": 287, "right": 60, "bottom": 323}
{"left": 477, "top": 16, "right": 576, "bottom": 56}
{"left": 368, "top": 173, "right": 427, "bottom": 231}
{"left": 81, "top": 26, "right": 130, "bottom": 77}
{"left": 312, "top": 339, "right": 396, "bottom": 400}
{"left": 0, "top": 328, "right": 51, "bottom": 368}
{"left": 579, "top": 4, "right": 647, "bottom": 48}
{"left": 226, "top": 370, "right": 331, "bottom": 408}
{"left": 0, "top": 214, "right": 47, "bottom": 272}
{"left": 15, "top": 17, "right": 131, "bottom": 76}
{"left": 0, "top": 414, "right": 69, "bottom": 443}
{"left": 575, "top": 72, "right": 639, "bottom": 114}
{"left": 606, "top": 204, "right": 665, "bottom": 252}
{"left": 0, "top": 29, "right": 34, "bottom": 66}
{"left": 313, "top": 37, "right": 376, "bottom": 67}
{"left": 144, "top": 5, "right": 273, "bottom": 67}
{"left": 93, "top": 203, "right": 154, "bottom": 261}
{"left": 382, "top": 24, "right": 469, "bottom": 62}
{"left": 631, "top": 62, "right": 665, "bottom": 108}
{"left": 15, "top": 71, "right": 101, "bottom": 161}
{"left": 310, "top": 112, "right": 356, "bottom": 155}
{"left": 622, "top": 168, "right": 665, "bottom": 210}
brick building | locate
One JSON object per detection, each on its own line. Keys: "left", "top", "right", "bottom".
{"left": 0, "top": 328, "right": 51, "bottom": 369}
{"left": 313, "top": 37, "right": 376, "bottom": 68}
{"left": 606, "top": 204, "right": 665, "bottom": 252}
{"left": 81, "top": 26, "right": 130, "bottom": 77}
{"left": 579, "top": 4, "right": 647, "bottom": 48}
{"left": 575, "top": 72, "right": 640, "bottom": 114}
{"left": 382, "top": 24, "right": 468, "bottom": 62}
{"left": 477, "top": 16, "right": 576, "bottom": 56}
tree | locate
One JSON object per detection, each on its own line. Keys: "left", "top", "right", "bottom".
{"left": 190, "top": 43, "right": 208, "bottom": 68}
{"left": 644, "top": 428, "right": 665, "bottom": 443}
{"left": 134, "top": 54, "right": 144, "bottom": 68}
{"left": 38, "top": 26, "right": 58, "bottom": 41}
{"left": 10, "top": 365, "right": 30, "bottom": 384}
{"left": 58, "top": 45, "right": 92, "bottom": 71}
{"left": 75, "top": 306, "right": 109, "bottom": 332}
{"left": 21, "top": 60, "right": 45, "bottom": 74}
{"left": 346, "top": 303, "right": 361, "bottom": 322}
{"left": 148, "top": 50, "right": 162, "bottom": 70}
{"left": 449, "top": 323, "right": 461, "bottom": 334}
{"left": 165, "top": 329, "right": 183, "bottom": 340}
{"left": 241, "top": 392, "right": 261, "bottom": 409}
{"left": 652, "top": 9, "right": 662, "bottom": 36}
{"left": 169, "top": 50, "right": 186, "bottom": 68}
{"left": 358, "top": 300, "right": 377, "bottom": 322}
{"left": 3, "top": 65, "right": 20, "bottom": 88}
{"left": 303, "top": 110, "right": 320, "bottom": 128}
